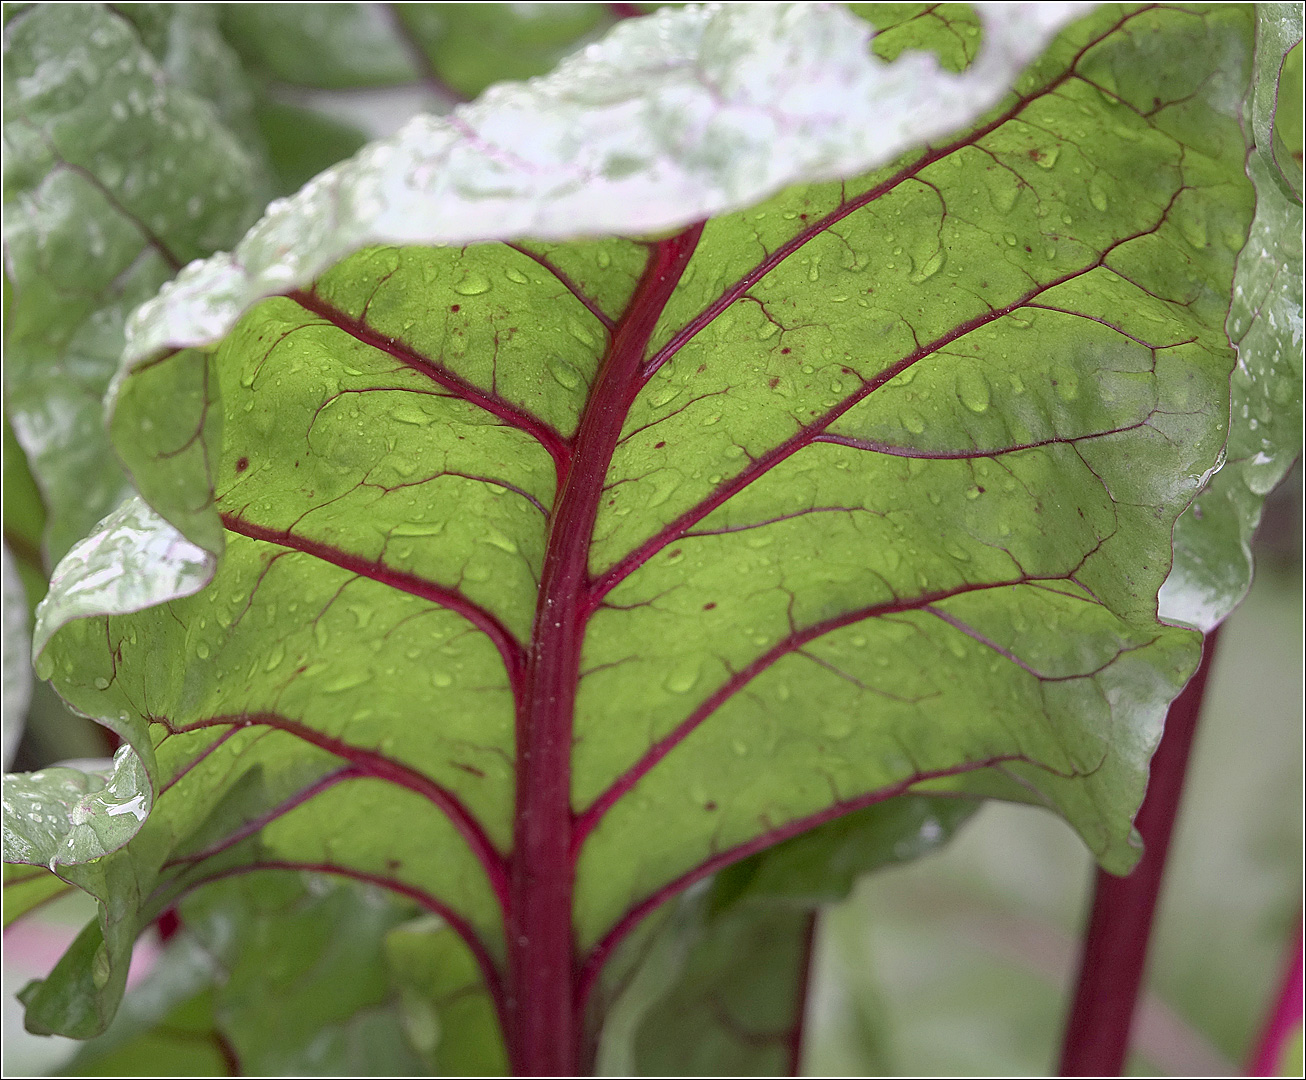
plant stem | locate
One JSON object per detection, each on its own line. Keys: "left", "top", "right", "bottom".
{"left": 506, "top": 225, "right": 703, "bottom": 1076}
{"left": 786, "top": 911, "right": 819, "bottom": 1076}
{"left": 1057, "top": 625, "right": 1221, "bottom": 1076}
{"left": 1247, "top": 913, "right": 1304, "bottom": 1076}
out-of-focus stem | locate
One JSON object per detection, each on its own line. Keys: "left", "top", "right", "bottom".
{"left": 1247, "top": 915, "right": 1304, "bottom": 1076}
{"left": 1057, "top": 626, "right": 1221, "bottom": 1076}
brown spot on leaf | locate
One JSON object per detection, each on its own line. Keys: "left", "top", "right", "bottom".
{"left": 235, "top": 457, "right": 249, "bottom": 473}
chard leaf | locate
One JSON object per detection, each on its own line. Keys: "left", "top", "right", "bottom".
{"left": 2, "top": 2, "right": 269, "bottom": 563}
{"left": 1160, "top": 3, "right": 1304, "bottom": 629}
{"left": 220, "top": 2, "right": 618, "bottom": 101}
{"left": 2, "top": 543, "right": 32, "bottom": 767}
{"left": 596, "top": 796, "right": 976, "bottom": 1076}
{"left": 11, "top": 1, "right": 1268, "bottom": 1055}
{"left": 3, "top": 863, "right": 73, "bottom": 927}
{"left": 385, "top": 913, "right": 510, "bottom": 1075}
{"left": 67, "top": 874, "right": 437, "bottom": 1076}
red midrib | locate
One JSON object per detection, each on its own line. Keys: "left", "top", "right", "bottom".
{"left": 506, "top": 224, "right": 704, "bottom": 1075}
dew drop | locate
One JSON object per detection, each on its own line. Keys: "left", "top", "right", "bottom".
{"left": 390, "top": 402, "right": 431, "bottom": 425}
{"left": 663, "top": 660, "right": 700, "bottom": 694}
{"left": 325, "top": 670, "right": 371, "bottom": 693}
{"left": 480, "top": 526, "right": 518, "bottom": 554}
{"left": 1088, "top": 176, "right": 1109, "bottom": 211}
{"left": 453, "top": 272, "right": 491, "bottom": 296}
{"left": 547, "top": 357, "right": 583, "bottom": 390}
{"left": 956, "top": 369, "right": 991, "bottom": 413}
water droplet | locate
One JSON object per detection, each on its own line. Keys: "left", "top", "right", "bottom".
{"left": 480, "top": 526, "right": 518, "bottom": 554}
{"left": 902, "top": 410, "right": 926, "bottom": 435}
{"left": 989, "top": 181, "right": 1019, "bottom": 212}
{"left": 663, "top": 660, "right": 700, "bottom": 694}
{"left": 547, "top": 357, "right": 583, "bottom": 390}
{"left": 325, "top": 670, "right": 371, "bottom": 693}
{"left": 390, "top": 402, "right": 431, "bottom": 425}
{"left": 432, "top": 671, "right": 453, "bottom": 688}
{"left": 823, "top": 715, "right": 852, "bottom": 738}
{"left": 93, "top": 677, "right": 110, "bottom": 690}
{"left": 453, "top": 272, "right": 491, "bottom": 296}
{"left": 956, "top": 370, "right": 991, "bottom": 413}
{"left": 265, "top": 641, "right": 286, "bottom": 672}
{"left": 1088, "top": 175, "right": 1109, "bottom": 211}
{"left": 1033, "top": 146, "right": 1060, "bottom": 169}
{"left": 393, "top": 519, "right": 444, "bottom": 537}
{"left": 568, "top": 320, "right": 597, "bottom": 347}
{"left": 505, "top": 267, "right": 528, "bottom": 284}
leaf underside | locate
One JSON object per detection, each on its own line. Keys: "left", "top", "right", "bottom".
{"left": 12, "top": 2, "right": 1263, "bottom": 1048}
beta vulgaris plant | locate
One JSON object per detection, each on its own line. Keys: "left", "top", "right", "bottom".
{"left": 1, "top": 3, "right": 1301, "bottom": 1077}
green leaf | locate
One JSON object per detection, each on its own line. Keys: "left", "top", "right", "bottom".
{"left": 179, "top": 872, "right": 429, "bottom": 1075}
{"left": 61, "top": 935, "right": 232, "bottom": 1077}
{"left": 66, "top": 873, "right": 439, "bottom": 1076}
{"left": 249, "top": 95, "right": 369, "bottom": 197}
{"left": 2, "top": 543, "right": 32, "bottom": 766}
{"left": 1247, "top": 3, "right": 1303, "bottom": 200}
{"left": 385, "top": 914, "right": 510, "bottom": 1075}
{"left": 596, "top": 796, "right": 976, "bottom": 1076}
{"left": 13, "top": 2, "right": 1263, "bottom": 1058}
{"left": 220, "top": 2, "right": 617, "bottom": 101}
{"left": 219, "top": 4, "right": 423, "bottom": 90}
{"left": 1160, "top": 4, "right": 1304, "bottom": 630}
{"left": 2, "top": 2, "right": 268, "bottom": 562}
{"left": 391, "top": 2, "right": 616, "bottom": 100}
{"left": 2, "top": 413, "right": 47, "bottom": 583}
{"left": 3, "top": 862, "right": 74, "bottom": 927}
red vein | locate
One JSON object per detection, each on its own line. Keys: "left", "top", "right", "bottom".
{"left": 505, "top": 242, "right": 617, "bottom": 332}
{"left": 812, "top": 413, "right": 1158, "bottom": 460}
{"left": 162, "top": 712, "right": 509, "bottom": 912}
{"left": 173, "top": 858, "right": 506, "bottom": 1033}
{"left": 288, "top": 288, "right": 572, "bottom": 477}
{"left": 220, "top": 510, "right": 526, "bottom": 694}
{"left": 164, "top": 767, "right": 360, "bottom": 866}
{"left": 574, "top": 576, "right": 1055, "bottom": 849}
{"left": 593, "top": 193, "right": 1184, "bottom": 606}
{"left": 575, "top": 756, "right": 1023, "bottom": 1010}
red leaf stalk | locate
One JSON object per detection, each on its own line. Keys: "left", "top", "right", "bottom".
{"left": 1058, "top": 625, "right": 1222, "bottom": 1076}
{"left": 1247, "top": 914, "right": 1304, "bottom": 1076}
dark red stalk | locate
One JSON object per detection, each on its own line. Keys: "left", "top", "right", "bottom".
{"left": 505, "top": 225, "right": 703, "bottom": 1076}
{"left": 1247, "top": 914, "right": 1304, "bottom": 1076}
{"left": 1058, "top": 625, "right": 1222, "bottom": 1076}
{"left": 785, "top": 912, "right": 819, "bottom": 1076}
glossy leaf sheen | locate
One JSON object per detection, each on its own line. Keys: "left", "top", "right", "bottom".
{"left": 1160, "top": 2, "right": 1304, "bottom": 630}
{"left": 14, "top": 2, "right": 1259, "bottom": 1055}
{"left": 1, "top": 3, "right": 267, "bottom": 562}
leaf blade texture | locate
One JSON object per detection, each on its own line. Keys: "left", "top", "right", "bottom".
{"left": 9, "top": 2, "right": 1270, "bottom": 1048}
